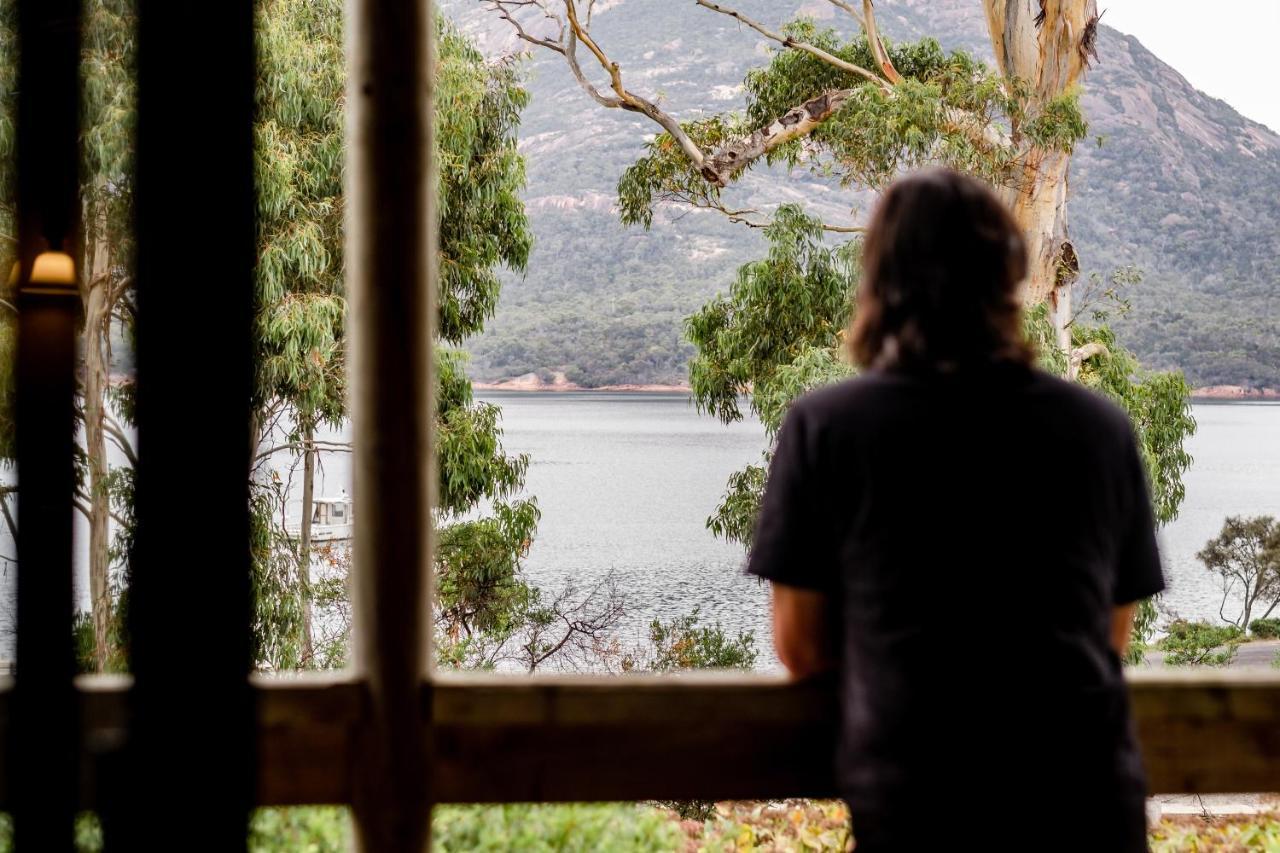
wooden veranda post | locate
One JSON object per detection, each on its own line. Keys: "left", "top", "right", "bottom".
{"left": 123, "top": 0, "right": 258, "bottom": 847}
{"left": 346, "top": 0, "right": 437, "bottom": 849}
{"left": 10, "top": 1, "right": 83, "bottom": 849}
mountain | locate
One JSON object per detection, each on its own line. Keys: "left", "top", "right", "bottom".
{"left": 446, "top": 0, "right": 1280, "bottom": 389}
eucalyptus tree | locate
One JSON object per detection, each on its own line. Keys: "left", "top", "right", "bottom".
{"left": 254, "top": 0, "right": 348, "bottom": 665}
{"left": 0, "top": 0, "right": 137, "bottom": 672}
{"left": 247, "top": 6, "right": 557, "bottom": 670}
{"left": 482, "top": 0, "right": 1195, "bottom": 645}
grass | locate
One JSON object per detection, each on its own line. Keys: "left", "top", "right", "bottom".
{"left": 2, "top": 802, "right": 1279, "bottom": 851}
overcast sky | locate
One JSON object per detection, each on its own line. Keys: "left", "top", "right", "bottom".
{"left": 1102, "top": 0, "right": 1280, "bottom": 132}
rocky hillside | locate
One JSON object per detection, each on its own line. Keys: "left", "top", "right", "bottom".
{"left": 448, "top": 0, "right": 1280, "bottom": 389}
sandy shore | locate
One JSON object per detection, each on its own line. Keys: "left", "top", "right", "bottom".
{"left": 472, "top": 372, "right": 690, "bottom": 393}
{"left": 475, "top": 375, "right": 1277, "bottom": 398}
{"left": 1191, "top": 385, "right": 1280, "bottom": 400}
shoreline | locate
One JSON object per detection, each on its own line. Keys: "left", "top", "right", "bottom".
{"left": 475, "top": 379, "right": 1277, "bottom": 399}
{"left": 473, "top": 375, "right": 691, "bottom": 393}
{"left": 1190, "top": 385, "right": 1280, "bottom": 400}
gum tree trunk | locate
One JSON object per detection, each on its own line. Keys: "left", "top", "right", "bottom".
{"left": 82, "top": 199, "right": 114, "bottom": 671}
{"left": 298, "top": 422, "right": 315, "bottom": 664}
{"left": 983, "top": 0, "right": 1100, "bottom": 347}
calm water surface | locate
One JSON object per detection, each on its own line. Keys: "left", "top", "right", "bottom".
{"left": 479, "top": 394, "right": 1280, "bottom": 659}
{"left": 1, "top": 396, "right": 1276, "bottom": 663}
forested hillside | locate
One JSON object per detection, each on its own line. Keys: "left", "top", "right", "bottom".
{"left": 450, "top": 0, "right": 1280, "bottom": 389}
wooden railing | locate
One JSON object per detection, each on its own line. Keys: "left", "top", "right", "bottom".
{"left": 1, "top": 670, "right": 1279, "bottom": 810}
{"left": 4, "top": 0, "right": 1279, "bottom": 849}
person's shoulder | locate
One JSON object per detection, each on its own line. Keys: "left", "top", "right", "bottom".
{"left": 787, "top": 371, "right": 902, "bottom": 422}
{"left": 1023, "top": 368, "right": 1135, "bottom": 437}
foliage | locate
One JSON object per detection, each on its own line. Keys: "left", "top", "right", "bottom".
{"left": 1157, "top": 619, "right": 1245, "bottom": 667}
{"left": 254, "top": 0, "right": 347, "bottom": 429}
{"left": 683, "top": 207, "right": 856, "bottom": 544}
{"left": 246, "top": 13, "right": 543, "bottom": 672}
{"left": 1149, "top": 815, "right": 1280, "bottom": 852}
{"left": 1195, "top": 515, "right": 1280, "bottom": 630}
{"left": 1123, "top": 596, "right": 1159, "bottom": 668}
{"left": 616, "top": 24, "right": 1077, "bottom": 229}
{"left": 459, "top": 2, "right": 1280, "bottom": 392}
{"left": 249, "top": 807, "right": 349, "bottom": 853}
{"left": 437, "top": 28, "right": 532, "bottom": 344}
{"left": 1070, "top": 323, "right": 1197, "bottom": 528}
{"left": 1249, "top": 617, "right": 1280, "bottom": 640}
{"left": 432, "top": 803, "right": 683, "bottom": 852}
{"left": 636, "top": 607, "right": 757, "bottom": 673}
{"left": 679, "top": 800, "right": 853, "bottom": 852}
{"left": 686, "top": 206, "right": 858, "bottom": 429}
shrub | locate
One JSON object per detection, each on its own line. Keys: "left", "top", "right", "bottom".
{"left": 431, "top": 803, "right": 682, "bottom": 852}
{"left": 1157, "top": 620, "right": 1245, "bottom": 667}
{"left": 1249, "top": 617, "right": 1280, "bottom": 639}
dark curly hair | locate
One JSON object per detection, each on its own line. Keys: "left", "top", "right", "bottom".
{"left": 848, "top": 168, "right": 1034, "bottom": 371}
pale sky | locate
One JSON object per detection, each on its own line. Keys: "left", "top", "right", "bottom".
{"left": 1101, "top": 0, "right": 1280, "bottom": 132}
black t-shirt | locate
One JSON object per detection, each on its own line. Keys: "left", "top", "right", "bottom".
{"left": 747, "top": 363, "right": 1164, "bottom": 818}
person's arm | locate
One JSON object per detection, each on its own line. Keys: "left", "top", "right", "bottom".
{"left": 772, "top": 582, "right": 837, "bottom": 680}
{"left": 1110, "top": 603, "right": 1137, "bottom": 658}
{"left": 1111, "top": 425, "right": 1165, "bottom": 660}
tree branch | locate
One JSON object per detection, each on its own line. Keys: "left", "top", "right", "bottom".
{"left": 824, "top": 0, "right": 865, "bottom": 29}
{"left": 561, "top": 1, "right": 706, "bottom": 168}
{"left": 701, "top": 88, "right": 856, "bottom": 186}
{"left": 1068, "top": 341, "right": 1108, "bottom": 379}
{"left": 695, "top": 0, "right": 888, "bottom": 90}
{"left": 860, "top": 0, "right": 902, "bottom": 84}
{"left": 0, "top": 488, "right": 17, "bottom": 545}
{"left": 104, "top": 414, "right": 138, "bottom": 468}
{"left": 253, "top": 439, "right": 353, "bottom": 464}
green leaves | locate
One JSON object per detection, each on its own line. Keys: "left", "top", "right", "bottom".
{"left": 684, "top": 206, "right": 857, "bottom": 545}
{"left": 436, "top": 24, "right": 532, "bottom": 344}
{"left": 642, "top": 606, "right": 757, "bottom": 672}
{"left": 1157, "top": 619, "right": 1246, "bottom": 667}
{"left": 1195, "top": 515, "right": 1280, "bottom": 629}
{"left": 687, "top": 205, "right": 858, "bottom": 427}
{"left": 1071, "top": 322, "right": 1197, "bottom": 527}
{"left": 617, "top": 116, "right": 736, "bottom": 229}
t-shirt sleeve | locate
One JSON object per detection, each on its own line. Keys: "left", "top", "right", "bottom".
{"left": 745, "top": 402, "right": 837, "bottom": 592}
{"left": 1113, "top": 426, "right": 1166, "bottom": 605}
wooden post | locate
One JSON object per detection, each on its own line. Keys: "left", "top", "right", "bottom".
{"left": 10, "top": 1, "right": 83, "bottom": 849}
{"left": 123, "top": 0, "right": 257, "bottom": 847}
{"left": 346, "top": 0, "right": 436, "bottom": 849}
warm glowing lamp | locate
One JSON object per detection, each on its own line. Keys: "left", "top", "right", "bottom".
{"left": 28, "top": 251, "right": 76, "bottom": 289}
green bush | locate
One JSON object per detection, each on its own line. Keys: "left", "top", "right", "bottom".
{"left": 432, "top": 803, "right": 682, "bottom": 852}
{"left": 1249, "top": 617, "right": 1280, "bottom": 639}
{"left": 249, "top": 807, "right": 348, "bottom": 852}
{"left": 1157, "top": 620, "right": 1245, "bottom": 667}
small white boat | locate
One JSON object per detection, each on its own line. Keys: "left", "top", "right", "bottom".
{"left": 286, "top": 493, "right": 353, "bottom": 543}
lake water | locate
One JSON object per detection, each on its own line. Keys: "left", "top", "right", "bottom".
{"left": 1, "top": 396, "right": 1277, "bottom": 664}
{"left": 480, "top": 394, "right": 1280, "bottom": 662}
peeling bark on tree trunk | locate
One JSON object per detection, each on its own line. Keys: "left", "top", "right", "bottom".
{"left": 82, "top": 201, "right": 113, "bottom": 672}
{"left": 1002, "top": 147, "right": 1075, "bottom": 348}
{"left": 299, "top": 423, "right": 315, "bottom": 664}
{"left": 983, "top": 0, "right": 1099, "bottom": 347}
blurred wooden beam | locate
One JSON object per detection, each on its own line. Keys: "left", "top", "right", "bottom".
{"left": 345, "top": 0, "right": 437, "bottom": 846}
{"left": 2, "top": 671, "right": 1278, "bottom": 808}
{"left": 11, "top": 1, "right": 84, "bottom": 849}
{"left": 126, "top": 0, "right": 257, "bottom": 846}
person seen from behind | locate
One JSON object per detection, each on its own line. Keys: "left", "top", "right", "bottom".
{"left": 748, "top": 167, "right": 1163, "bottom": 853}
